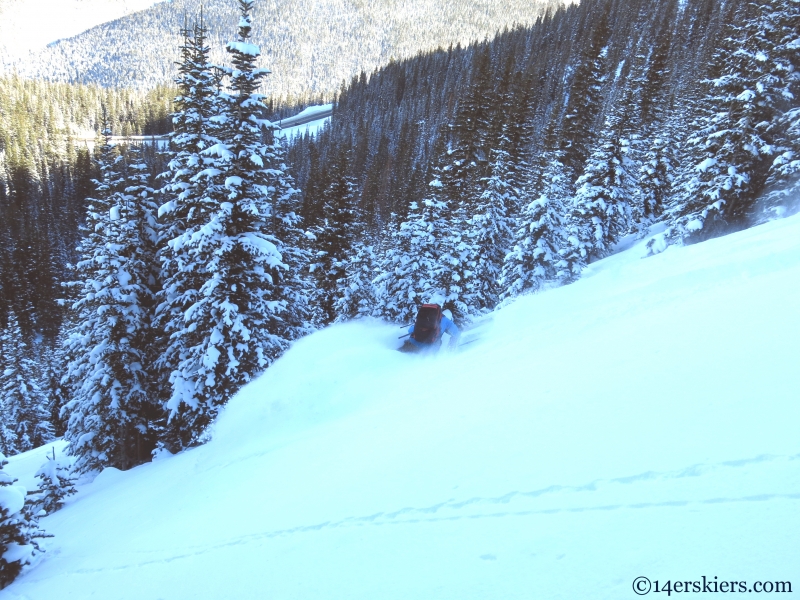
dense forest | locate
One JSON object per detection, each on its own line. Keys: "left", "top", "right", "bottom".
{"left": 0, "top": 0, "right": 796, "bottom": 490}
{"left": 0, "top": 77, "right": 174, "bottom": 339}
{"left": 288, "top": 0, "right": 798, "bottom": 323}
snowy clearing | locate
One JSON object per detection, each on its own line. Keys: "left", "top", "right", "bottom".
{"left": 6, "top": 214, "right": 800, "bottom": 598}
{"left": 275, "top": 116, "right": 330, "bottom": 141}
{"left": 275, "top": 104, "right": 333, "bottom": 140}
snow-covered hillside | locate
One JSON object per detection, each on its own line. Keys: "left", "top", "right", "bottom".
{"left": 275, "top": 104, "right": 332, "bottom": 140}
{"left": 0, "top": 0, "right": 164, "bottom": 57}
{"left": 6, "top": 214, "right": 800, "bottom": 598}
{"left": 0, "top": 0, "right": 566, "bottom": 95}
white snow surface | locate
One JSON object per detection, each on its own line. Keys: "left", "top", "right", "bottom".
{"left": 275, "top": 104, "right": 334, "bottom": 140}
{"left": 0, "top": 0, "right": 165, "bottom": 58}
{"left": 6, "top": 215, "right": 800, "bottom": 598}
{"left": 275, "top": 116, "right": 330, "bottom": 141}
{"left": 285, "top": 103, "right": 334, "bottom": 122}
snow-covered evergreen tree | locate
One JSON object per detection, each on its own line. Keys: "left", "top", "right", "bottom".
{"left": 159, "top": 1, "right": 298, "bottom": 449}
{"left": 560, "top": 7, "right": 611, "bottom": 173}
{"left": 61, "top": 128, "right": 157, "bottom": 473}
{"left": 155, "top": 16, "right": 226, "bottom": 447}
{"left": 333, "top": 240, "right": 378, "bottom": 322}
{"left": 756, "top": 0, "right": 800, "bottom": 221}
{"left": 0, "top": 313, "right": 53, "bottom": 456}
{"left": 439, "top": 47, "right": 498, "bottom": 208}
{"left": 157, "top": 16, "right": 222, "bottom": 260}
{"left": 463, "top": 145, "right": 519, "bottom": 311}
{"left": 662, "top": 0, "right": 799, "bottom": 241}
{"left": 309, "top": 151, "right": 361, "bottom": 325}
{"left": 501, "top": 155, "right": 571, "bottom": 298}
{"left": 373, "top": 185, "right": 453, "bottom": 323}
{"left": 638, "top": 133, "right": 678, "bottom": 230}
{"left": 562, "top": 115, "right": 636, "bottom": 268}
{"left": 0, "top": 452, "right": 47, "bottom": 589}
{"left": 32, "top": 447, "right": 77, "bottom": 515}
{"left": 761, "top": 106, "right": 800, "bottom": 220}
{"left": 268, "top": 136, "right": 314, "bottom": 341}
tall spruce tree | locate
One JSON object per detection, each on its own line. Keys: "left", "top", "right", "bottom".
{"left": 159, "top": 1, "right": 298, "bottom": 449}
{"left": 561, "top": 114, "right": 636, "bottom": 267}
{"left": 501, "top": 155, "right": 571, "bottom": 298}
{"left": 559, "top": 5, "right": 612, "bottom": 174}
{"left": 333, "top": 240, "right": 378, "bottom": 322}
{"left": 373, "top": 184, "right": 454, "bottom": 323}
{"left": 155, "top": 16, "right": 225, "bottom": 447}
{"left": 309, "top": 150, "right": 361, "bottom": 325}
{"left": 755, "top": 0, "right": 800, "bottom": 221}
{"left": 0, "top": 313, "right": 53, "bottom": 456}
{"left": 268, "top": 136, "right": 314, "bottom": 340}
{"left": 463, "top": 145, "right": 518, "bottom": 311}
{"left": 61, "top": 127, "right": 156, "bottom": 473}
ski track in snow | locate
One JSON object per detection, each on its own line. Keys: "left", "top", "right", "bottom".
{"left": 25, "top": 452, "right": 799, "bottom": 579}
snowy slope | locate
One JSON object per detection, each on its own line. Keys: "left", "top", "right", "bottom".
{"left": 0, "top": 0, "right": 165, "bottom": 56}
{"left": 277, "top": 103, "right": 333, "bottom": 127}
{"left": 275, "top": 117, "right": 330, "bottom": 141}
{"left": 6, "top": 215, "right": 800, "bottom": 598}
{"left": 274, "top": 104, "right": 332, "bottom": 140}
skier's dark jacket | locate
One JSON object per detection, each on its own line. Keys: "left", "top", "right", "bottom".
{"left": 406, "top": 313, "right": 460, "bottom": 349}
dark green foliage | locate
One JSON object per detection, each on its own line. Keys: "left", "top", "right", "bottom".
{"left": 310, "top": 150, "right": 363, "bottom": 325}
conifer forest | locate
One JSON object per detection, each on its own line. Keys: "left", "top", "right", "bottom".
{"left": 0, "top": 0, "right": 798, "bottom": 585}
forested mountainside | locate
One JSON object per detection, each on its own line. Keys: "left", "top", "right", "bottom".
{"left": 0, "top": 0, "right": 161, "bottom": 56}
{"left": 0, "top": 77, "right": 173, "bottom": 339}
{"left": 0, "top": 0, "right": 566, "bottom": 98}
{"left": 291, "top": 0, "right": 798, "bottom": 237}
{"left": 289, "top": 0, "right": 798, "bottom": 319}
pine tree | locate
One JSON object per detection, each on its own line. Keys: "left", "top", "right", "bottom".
{"left": 761, "top": 105, "right": 800, "bottom": 219}
{"left": 757, "top": 0, "right": 800, "bottom": 221}
{"left": 440, "top": 46, "right": 498, "bottom": 208}
{"left": 333, "top": 240, "right": 378, "bottom": 322}
{"left": 32, "top": 447, "right": 77, "bottom": 515}
{"left": 159, "top": 1, "right": 297, "bottom": 449}
{"left": 562, "top": 115, "right": 636, "bottom": 267}
{"left": 268, "top": 137, "right": 314, "bottom": 341}
{"left": 0, "top": 313, "right": 53, "bottom": 456}
{"left": 559, "top": 6, "right": 611, "bottom": 174}
{"left": 155, "top": 16, "right": 226, "bottom": 446}
{"left": 374, "top": 183, "right": 453, "bottom": 323}
{"left": 662, "top": 0, "right": 798, "bottom": 242}
{"left": 638, "top": 133, "right": 678, "bottom": 230}
{"left": 157, "top": 16, "right": 222, "bottom": 250}
{"left": 61, "top": 127, "right": 156, "bottom": 473}
{"left": 501, "top": 155, "right": 571, "bottom": 298}
{"left": 309, "top": 150, "right": 361, "bottom": 325}
{"left": 463, "top": 146, "right": 518, "bottom": 311}
{"left": 0, "top": 452, "right": 47, "bottom": 589}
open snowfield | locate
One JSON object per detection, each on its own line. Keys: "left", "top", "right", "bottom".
{"left": 6, "top": 214, "right": 800, "bottom": 599}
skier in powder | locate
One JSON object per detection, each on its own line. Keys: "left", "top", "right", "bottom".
{"left": 400, "top": 304, "right": 460, "bottom": 353}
